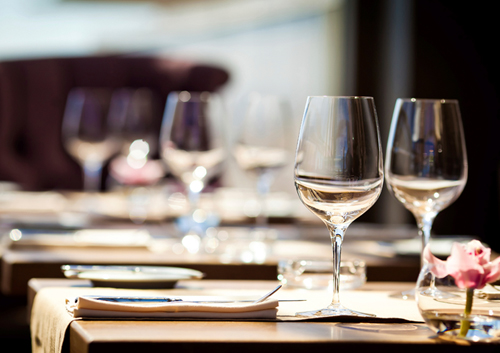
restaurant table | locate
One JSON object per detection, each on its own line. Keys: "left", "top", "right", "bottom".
{"left": 28, "top": 279, "right": 500, "bottom": 353}
{"left": 1, "top": 229, "right": 421, "bottom": 297}
{"left": 0, "top": 221, "right": 420, "bottom": 353}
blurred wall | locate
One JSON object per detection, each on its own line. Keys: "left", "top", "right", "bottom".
{"left": 152, "top": 4, "right": 348, "bottom": 193}
{"left": 2, "top": 0, "right": 497, "bottom": 248}
{"left": 0, "top": 0, "right": 347, "bottom": 195}
{"left": 353, "top": 0, "right": 500, "bottom": 250}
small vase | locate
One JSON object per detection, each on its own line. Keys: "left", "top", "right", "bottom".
{"left": 416, "top": 263, "right": 500, "bottom": 342}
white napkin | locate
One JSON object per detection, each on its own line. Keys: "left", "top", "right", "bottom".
{"left": 66, "top": 296, "right": 279, "bottom": 319}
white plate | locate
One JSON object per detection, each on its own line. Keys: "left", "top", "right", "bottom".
{"left": 63, "top": 265, "right": 204, "bottom": 289}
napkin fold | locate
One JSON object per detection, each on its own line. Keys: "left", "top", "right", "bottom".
{"left": 66, "top": 296, "right": 279, "bottom": 319}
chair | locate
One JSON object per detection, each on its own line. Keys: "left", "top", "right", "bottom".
{"left": 0, "top": 55, "right": 229, "bottom": 191}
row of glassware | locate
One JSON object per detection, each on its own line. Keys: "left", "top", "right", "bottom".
{"left": 62, "top": 88, "right": 291, "bottom": 226}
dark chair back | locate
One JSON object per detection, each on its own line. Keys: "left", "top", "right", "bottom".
{"left": 0, "top": 55, "right": 229, "bottom": 190}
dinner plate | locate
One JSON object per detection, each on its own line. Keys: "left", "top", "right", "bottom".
{"left": 62, "top": 265, "right": 204, "bottom": 289}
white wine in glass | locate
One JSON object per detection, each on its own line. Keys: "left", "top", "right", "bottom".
{"left": 385, "top": 98, "right": 468, "bottom": 299}
{"left": 294, "top": 96, "right": 383, "bottom": 317}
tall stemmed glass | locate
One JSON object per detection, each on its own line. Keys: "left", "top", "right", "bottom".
{"left": 385, "top": 98, "right": 468, "bottom": 299}
{"left": 294, "top": 96, "right": 383, "bottom": 317}
{"left": 107, "top": 88, "right": 164, "bottom": 223}
{"left": 233, "top": 93, "right": 291, "bottom": 226}
{"left": 62, "top": 88, "right": 122, "bottom": 191}
{"left": 160, "top": 91, "right": 226, "bottom": 250}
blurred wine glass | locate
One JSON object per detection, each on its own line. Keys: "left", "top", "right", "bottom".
{"left": 160, "top": 91, "right": 226, "bottom": 251}
{"left": 107, "top": 88, "right": 165, "bottom": 223}
{"left": 385, "top": 98, "right": 468, "bottom": 299}
{"left": 62, "top": 88, "right": 122, "bottom": 192}
{"left": 294, "top": 96, "right": 383, "bottom": 317}
{"left": 108, "top": 87, "right": 159, "bottom": 157}
{"left": 108, "top": 87, "right": 164, "bottom": 187}
{"left": 233, "top": 93, "right": 291, "bottom": 226}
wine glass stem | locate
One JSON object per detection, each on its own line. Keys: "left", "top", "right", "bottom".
{"left": 416, "top": 214, "right": 439, "bottom": 291}
{"left": 83, "top": 160, "right": 103, "bottom": 192}
{"left": 416, "top": 214, "right": 435, "bottom": 269}
{"left": 255, "top": 172, "right": 273, "bottom": 227}
{"left": 188, "top": 185, "right": 201, "bottom": 214}
{"left": 328, "top": 225, "right": 345, "bottom": 307}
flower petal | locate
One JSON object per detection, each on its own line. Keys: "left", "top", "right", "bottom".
{"left": 447, "top": 242, "right": 488, "bottom": 289}
{"left": 423, "top": 244, "right": 448, "bottom": 278}
{"left": 484, "top": 256, "right": 500, "bottom": 284}
{"left": 466, "top": 240, "right": 491, "bottom": 265}
{"left": 449, "top": 267, "right": 486, "bottom": 289}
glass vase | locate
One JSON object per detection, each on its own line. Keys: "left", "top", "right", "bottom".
{"left": 416, "top": 263, "right": 500, "bottom": 342}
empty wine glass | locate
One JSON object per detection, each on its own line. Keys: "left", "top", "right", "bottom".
{"left": 385, "top": 98, "right": 468, "bottom": 299}
{"left": 108, "top": 87, "right": 164, "bottom": 186}
{"left": 233, "top": 93, "right": 291, "bottom": 226}
{"left": 107, "top": 88, "right": 165, "bottom": 223}
{"left": 160, "top": 91, "right": 226, "bottom": 251}
{"left": 294, "top": 96, "right": 383, "bottom": 317}
{"left": 108, "top": 87, "right": 159, "bottom": 157}
{"left": 62, "top": 88, "right": 122, "bottom": 191}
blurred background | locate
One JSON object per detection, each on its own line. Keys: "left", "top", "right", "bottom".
{"left": 1, "top": 1, "right": 499, "bottom": 351}
{"left": 0, "top": 0, "right": 498, "bottom": 248}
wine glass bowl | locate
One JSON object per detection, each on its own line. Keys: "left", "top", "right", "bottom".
{"left": 387, "top": 178, "right": 464, "bottom": 219}
{"left": 385, "top": 98, "right": 468, "bottom": 298}
{"left": 161, "top": 91, "right": 226, "bottom": 191}
{"left": 107, "top": 87, "right": 159, "bottom": 157}
{"left": 294, "top": 96, "right": 383, "bottom": 317}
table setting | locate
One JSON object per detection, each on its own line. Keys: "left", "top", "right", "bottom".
{"left": 3, "top": 91, "right": 500, "bottom": 351}
{"left": 28, "top": 278, "right": 426, "bottom": 353}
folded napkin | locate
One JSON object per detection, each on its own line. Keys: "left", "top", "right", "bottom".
{"left": 66, "top": 296, "right": 279, "bottom": 319}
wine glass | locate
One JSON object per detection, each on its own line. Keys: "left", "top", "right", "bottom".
{"left": 233, "top": 93, "right": 291, "bottom": 226}
{"left": 108, "top": 87, "right": 164, "bottom": 186}
{"left": 294, "top": 96, "right": 383, "bottom": 317}
{"left": 385, "top": 98, "right": 468, "bottom": 299}
{"left": 108, "top": 87, "right": 159, "bottom": 157}
{"left": 160, "top": 91, "right": 226, "bottom": 251}
{"left": 107, "top": 88, "right": 165, "bottom": 223}
{"left": 62, "top": 88, "right": 122, "bottom": 191}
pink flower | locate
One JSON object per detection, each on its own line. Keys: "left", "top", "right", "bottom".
{"left": 424, "top": 240, "right": 500, "bottom": 289}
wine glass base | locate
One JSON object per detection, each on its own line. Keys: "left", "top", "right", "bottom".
{"left": 420, "top": 287, "right": 459, "bottom": 299}
{"left": 389, "top": 288, "right": 415, "bottom": 300}
{"left": 175, "top": 211, "right": 220, "bottom": 235}
{"left": 296, "top": 304, "right": 375, "bottom": 318}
